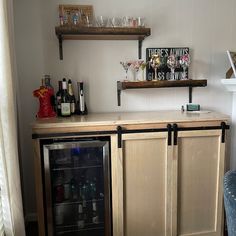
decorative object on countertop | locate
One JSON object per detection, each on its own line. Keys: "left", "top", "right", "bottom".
{"left": 33, "top": 77, "right": 56, "bottom": 118}
{"left": 146, "top": 48, "right": 190, "bottom": 81}
{"left": 186, "top": 103, "right": 200, "bottom": 111}
{"left": 226, "top": 50, "right": 236, "bottom": 78}
{"left": 224, "top": 170, "right": 236, "bottom": 236}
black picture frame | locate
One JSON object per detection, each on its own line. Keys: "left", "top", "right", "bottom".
{"left": 146, "top": 47, "right": 189, "bottom": 81}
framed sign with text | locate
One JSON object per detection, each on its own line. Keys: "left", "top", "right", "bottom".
{"left": 146, "top": 47, "right": 190, "bottom": 81}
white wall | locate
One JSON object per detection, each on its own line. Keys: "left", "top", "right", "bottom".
{"left": 13, "top": 0, "right": 236, "bottom": 217}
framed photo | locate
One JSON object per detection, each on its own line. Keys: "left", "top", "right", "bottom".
{"left": 59, "top": 4, "right": 94, "bottom": 26}
{"left": 146, "top": 47, "right": 190, "bottom": 81}
{"left": 227, "top": 50, "right": 236, "bottom": 78}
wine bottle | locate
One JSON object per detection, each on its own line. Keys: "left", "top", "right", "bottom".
{"left": 76, "top": 81, "right": 88, "bottom": 115}
{"left": 77, "top": 185, "right": 85, "bottom": 229}
{"left": 61, "top": 78, "right": 71, "bottom": 117}
{"left": 44, "top": 75, "right": 56, "bottom": 112}
{"left": 56, "top": 81, "right": 62, "bottom": 116}
{"left": 68, "top": 79, "right": 76, "bottom": 115}
{"left": 92, "top": 199, "right": 99, "bottom": 224}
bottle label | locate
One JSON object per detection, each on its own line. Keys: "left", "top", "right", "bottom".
{"left": 61, "top": 103, "right": 71, "bottom": 115}
{"left": 92, "top": 202, "right": 97, "bottom": 211}
{"left": 92, "top": 216, "right": 99, "bottom": 224}
{"left": 78, "top": 204, "right": 83, "bottom": 213}
{"left": 57, "top": 96, "right": 61, "bottom": 109}
{"left": 77, "top": 219, "right": 85, "bottom": 228}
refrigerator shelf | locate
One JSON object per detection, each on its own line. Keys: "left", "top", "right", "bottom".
{"left": 52, "top": 165, "right": 103, "bottom": 171}
{"left": 54, "top": 198, "right": 104, "bottom": 206}
{"left": 56, "top": 223, "right": 104, "bottom": 234}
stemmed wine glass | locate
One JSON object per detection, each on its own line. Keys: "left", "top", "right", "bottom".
{"left": 150, "top": 54, "right": 161, "bottom": 80}
{"left": 140, "top": 62, "right": 147, "bottom": 81}
{"left": 167, "top": 54, "right": 177, "bottom": 80}
{"left": 132, "top": 60, "right": 144, "bottom": 81}
{"left": 120, "top": 61, "right": 132, "bottom": 81}
{"left": 179, "top": 54, "right": 190, "bottom": 80}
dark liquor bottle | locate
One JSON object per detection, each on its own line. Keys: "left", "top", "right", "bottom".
{"left": 61, "top": 78, "right": 71, "bottom": 117}
{"left": 56, "top": 81, "right": 62, "bottom": 116}
{"left": 76, "top": 81, "right": 88, "bottom": 115}
{"left": 40, "top": 77, "right": 45, "bottom": 88}
{"left": 68, "top": 79, "right": 76, "bottom": 115}
{"left": 44, "top": 75, "right": 56, "bottom": 111}
{"left": 70, "top": 178, "right": 78, "bottom": 201}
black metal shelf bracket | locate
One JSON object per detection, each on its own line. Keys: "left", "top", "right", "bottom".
{"left": 138, "top": 39, "right": 143, "bottom": 59}
{"left": 117, "top": 82, "right": 122, "bottom": 106}
{"left": 58, "top": 35, "right": 63, "bottom": 60}
{"left": 189, "top": 86, "right": 192, "bottom": 103}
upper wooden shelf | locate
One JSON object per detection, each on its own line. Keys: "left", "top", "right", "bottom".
{"left": 55, "top": 26, "right": 151, "bottom": 60}
{"left": 117, "top": 79, "right": 207, "bottom": 106}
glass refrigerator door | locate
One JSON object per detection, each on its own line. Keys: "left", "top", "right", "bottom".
{"left": 43, "top": 139, "right": 111, "bottom": 236}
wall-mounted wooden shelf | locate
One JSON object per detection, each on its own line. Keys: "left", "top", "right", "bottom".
{"left": 117, "top": 79, "right": 207, "bottom": 106}
{"left": 55, "top": 26, "right": 151, "bottom": 60}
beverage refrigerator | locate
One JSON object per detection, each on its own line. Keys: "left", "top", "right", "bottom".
{"left": 41, "top": 137, "right": 112, "bottom": 236}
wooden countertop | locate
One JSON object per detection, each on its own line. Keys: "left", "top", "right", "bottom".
{"left": 32, "top": 110, "right": 229, "bottom": 130}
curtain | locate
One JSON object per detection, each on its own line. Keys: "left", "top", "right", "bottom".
{"left": 0, "top": 0, "right": 25, "bottom": 235}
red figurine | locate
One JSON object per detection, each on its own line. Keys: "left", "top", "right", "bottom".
{"left": 33, "top": 86, "right": 56, "bottom": 118}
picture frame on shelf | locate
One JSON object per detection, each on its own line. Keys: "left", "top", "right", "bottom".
{"left": 146, "top": 47, "right": 190, "bottom": 81}
{"left": 59, "top": 4, "right": 94, "bottom": 27}
{"left": 226, "top": 50, "right": 236, "bottom": 78}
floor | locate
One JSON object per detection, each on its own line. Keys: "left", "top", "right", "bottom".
{"left": 25, "top": 221, "right": 228, "bottom": 236}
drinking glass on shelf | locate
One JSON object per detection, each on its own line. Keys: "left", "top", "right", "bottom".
{"left": 96, "top": 16, "right": 108, "bottom": 27}
{"left": 120, "top": 61, "right": 132, "bottom": 81}
{"left": 150, "top": 54, "right": 161, "bottom": 80}
{"left": 167, "top": 54, "right": 177, "bottom": 80}
{"left": 85, "top": 15, "right": 93, "bottom": 27}
{"left": 179, "top": 54, "right": 190, "bottom": 80}
{"left": 110, "top": 17, "right": 122, "bottom": 27}
{"left": 140, "top": 62, "right": 147, "bottom": 81}
{"left": 137, "top": 17, "right": 145, "bottom": 27}
{"left": 132, "top": 60, "right": 144, "bottom": 81}
{"left": 122, "top": 16, "right": 131, "bottom": 27}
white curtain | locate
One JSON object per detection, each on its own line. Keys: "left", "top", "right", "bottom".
{"left": 0, "top": 0, "right": 25, "bottom": 235}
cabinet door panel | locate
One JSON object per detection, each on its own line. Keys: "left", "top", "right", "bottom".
{"left": 122, "top": 133, "right": 170, "bottom": 236}
{"left": 177, "top": 131, "right": 224, "bottom": 236}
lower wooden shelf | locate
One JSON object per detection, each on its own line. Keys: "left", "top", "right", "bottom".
{"left": 117, "top": 79, "right": 207, "bottom": 106}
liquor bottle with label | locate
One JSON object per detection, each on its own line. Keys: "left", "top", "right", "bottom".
{"left": 61, "top": 78, "right": 71, "bottom": 117}
{"left": 56, "top": 81, "right": 62, "bottom": 116}
{"left": 68, "top": 79, "right": 76, "bottom": 115}
{"left": 76, "top": 81, "right": 88, "bottom": 115}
